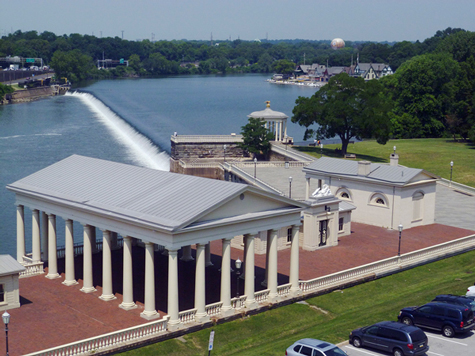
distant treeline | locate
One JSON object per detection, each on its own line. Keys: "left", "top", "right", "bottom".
{"left": 1, "top": 28, "right": 475, "bottom": 141}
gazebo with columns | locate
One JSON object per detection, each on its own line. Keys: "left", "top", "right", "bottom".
{"left": 248, "top": 101, "right": 291, "bottom": 143}
{"left": 7, "top": 155, "right": 306, "bottom": 329}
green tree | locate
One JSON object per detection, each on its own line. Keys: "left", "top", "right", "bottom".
{"left": 49, "top": 49, "right": 95, "bottom": 82}
{"left": 292, "top": 73, "right": 392, "bottom": 155}
{"left": 239, "top": 117, "right": 274, "bottom": 159}
{"left": 0, "top": 82, "right": 14, "bottom": 100}
{"left": 272, "top": 59, "right": 295, "bottom": 75}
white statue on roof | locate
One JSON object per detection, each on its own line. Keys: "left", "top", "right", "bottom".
{"left": 312, "top": 184, "right": 332, "bottom": 198}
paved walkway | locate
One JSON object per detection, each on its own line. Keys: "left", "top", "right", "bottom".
{"left": 2, "top": 222, "right": 474, "bottom": 356}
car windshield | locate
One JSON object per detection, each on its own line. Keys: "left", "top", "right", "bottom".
{"left": 324, "top": 346, "right": 347, "bottom": 356}
{"left": 409, "top": 330, "right": 427, "bottom": 343}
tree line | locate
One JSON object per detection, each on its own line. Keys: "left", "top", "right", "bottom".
{"left": 2, "top": 28, "right": 475, "bottom": 143}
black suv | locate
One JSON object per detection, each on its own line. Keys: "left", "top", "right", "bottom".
{"left": 349, "top": 321, "right": 429, "bottom": 356}
{"left": 398, "top": 302, "right": 475, "bottom": 337}
{"left": 432, "top": 294, "right": 475, "bottom": 312}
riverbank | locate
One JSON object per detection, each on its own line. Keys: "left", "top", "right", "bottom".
{"left": 1, "top": 84, "right": 70, "bottom": 104}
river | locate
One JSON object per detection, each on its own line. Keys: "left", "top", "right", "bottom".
{"left": 0, "top": 74, "right": 319, "bottom": 257}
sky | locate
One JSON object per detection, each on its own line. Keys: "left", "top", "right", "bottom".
{"left": 1, "top": 0, "right": 475, "bottom": 43}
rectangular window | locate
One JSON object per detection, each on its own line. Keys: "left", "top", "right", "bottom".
{"left": 0, "top": 284, "right": 4, "bottom": 303}
{"left": 339, "top": 217, "right": 344, "bottom": 231}
{"left": 287, "top": 228, "right": 292, "bottom": 243}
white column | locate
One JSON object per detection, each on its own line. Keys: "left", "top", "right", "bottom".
{"left": 180, "top": 245, "right": 194, "bottom": 261}
{"left": 194, "top": 243, "right": 209, "bottom": 322}
{"left": 261, "top": 231, "right": 270, "bottom": 287}
{"left": 80, "top": 224, "right": 96, "bottom": 293}
{"left": 32, "top": 209, "right": 41, "bottom": 262}
{"left": 167, "top": 248, "right": 182, "bottom": 330}
{"left": 100, "top": 230, "right": 116, "bottom": 300}
{"left": 284, "top": 119, "right": 288, "bottom": 140}
{"left": 289, "top": 224, "right": 302, "bottom": 297}
{"left": 244, "top": 233, "right": 258, "bottom": 309}
{"left": 16, "top": 205, "right": 25, "bottom": 263}
{"left": 62, "top": 219, "right": 77, "bottom": 286}
{"left": 119, "top": 236, "right": 137, "bottom": 310}
{"left": 46, "top": 214, "right": 60, "bottom": 279}
{"left": 205, "top": 242, "right": 213, "bottom": 267}
{"left": 41, "top": 211, "right": 48, "bottom": 261}
{"left": 267, "top": 229, "right": 279, "bottom": 303}
{"left": 220, "top": 238, "right": 233, "bottom": 316}
{"left": 306, "top": 177, "right": 311, "bottom": 200}
{"left": 141, "top": 242, "right": 159, "bottom": 319}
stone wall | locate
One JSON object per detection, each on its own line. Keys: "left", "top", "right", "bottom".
{"left": 171, "top": 141, "right": 245, "bottom": 160}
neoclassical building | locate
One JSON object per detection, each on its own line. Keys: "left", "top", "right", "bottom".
{"left": 303, "top": 155, "right": 439, "bottom": 230}
{"left": 248, "top": 101, "right": 291, "bottom": 143}
{"left": 7, "top": 155, "right": 306, "bottom": 328}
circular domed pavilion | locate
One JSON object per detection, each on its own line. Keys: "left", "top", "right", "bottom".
{"left": 247, "top": 101, "right": 290, "bottom": 142}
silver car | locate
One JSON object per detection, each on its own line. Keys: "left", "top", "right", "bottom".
{"left": 285, "top": 338, "right": 347, "bottom": 356}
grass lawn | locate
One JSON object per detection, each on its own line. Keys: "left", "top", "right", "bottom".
{"left": 121, "top": 250, "right": 475, "bottom": 356}
{"left": 294, "top": 138, "right": 475, "bottom": 187}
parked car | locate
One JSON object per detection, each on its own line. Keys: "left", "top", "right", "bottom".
{"left": 285, "top": 338, "right": 347, "bottom": 356}
{"left": 467, "top": 284, "right": 475, "bottom": 298}
{"left": 432, "top": 294, "right": 475, "bottom": 312}
{"left": 349, "top": 321, "right": 428, "bottom": 356}
{"left": 398, "top": 302, "right": 475, "bottom": 337}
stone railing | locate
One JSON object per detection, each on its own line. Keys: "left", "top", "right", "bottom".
{"left": 254, "top": 289, "right": 270, "bottom": 303}
{"left": 231, "top": 296, "right": 247, "bottom": 309}
{"left": 179, "top": 308, "right": 197, "bottom": 324}
{"left": 277, "top": 283, "right": 292, "bottom": 296}
{"left": 223, "top": 162, "right": 284, "bottom": 196}
{"left": 171, "top": 134, "right": 243, "bottom": 144}
{"left": 205, "top": 301, "right": 223, "bottom": 316}
{"left": 299, "top": 233, "right": 475, "bottom": 294}
{"left": 438, "top": 178, "right": 475, "bottom": 195}
{"left": 231, "top": 161, "right": 309, "bottom": 169}
{"left": 270, "top": 142, "right": 315, "bottom": 162}
{"left": 19, "top": 256, "right": 43, "bottom": 278}
{"left": 22, "top": 317, "right": 169, "bottom": 356}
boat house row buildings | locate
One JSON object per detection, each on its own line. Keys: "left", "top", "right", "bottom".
{"left": 293, "top": 62, "right": 393, "bottom": 82}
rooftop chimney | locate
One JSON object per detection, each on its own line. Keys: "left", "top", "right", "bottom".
{"left": 357, "top": 161, "right": 371, "bottom": 176}
{"left": 390, "top": 153, "right": 399, "bottom": 166}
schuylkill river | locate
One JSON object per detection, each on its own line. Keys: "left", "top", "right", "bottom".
{"left": 0, "top": 74, "right": 319, "bottom": 257}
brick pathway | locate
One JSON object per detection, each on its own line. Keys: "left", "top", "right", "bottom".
{"left": 1, "top": 223, "right": 474, "bottom": 355}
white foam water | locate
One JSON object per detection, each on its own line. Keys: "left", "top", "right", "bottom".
{"left": 66, "top": 91, "right": 170, "bottom": 171}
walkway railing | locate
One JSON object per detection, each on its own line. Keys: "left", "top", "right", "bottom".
{"left": 23, "top": 233, "right": 475, "bottom": 356}
{"left": 438, "top": 178, "right": 475, "bottom": 195}
{"left": 22, "top": 317, "right": 169, "bottom": 356}
{"left": 270, "top": 142, "right": 315, "bottom": 162}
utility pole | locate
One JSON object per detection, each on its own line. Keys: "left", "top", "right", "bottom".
{"left": 121, "top": 30, "right": 124, "bottom": 39}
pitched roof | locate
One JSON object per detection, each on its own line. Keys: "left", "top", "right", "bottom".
{"left": 303, "top": 157, "right": 438, "bottom": 186}
{"left": 0, "top": 254, "right": 25, "bottom": 276}
{"left": 7, "top": 155, "right": 304, "bottom": 234}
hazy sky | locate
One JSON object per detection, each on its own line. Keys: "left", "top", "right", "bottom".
{"left": 1, "top": 0, "right": 474, "bottom": 43}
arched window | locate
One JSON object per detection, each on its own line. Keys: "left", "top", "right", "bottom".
{"left": 369, "top": 193, "right": 388, "bottom": 207}
{"left": 336, "top": 187, "right": 352, "bottom": 201}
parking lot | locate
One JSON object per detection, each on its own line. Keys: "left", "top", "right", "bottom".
{"left": 342, "top": 329, "right": 475, "bottom": 356}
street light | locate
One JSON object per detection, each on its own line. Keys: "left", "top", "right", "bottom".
{"left": 235, "top": 258, "right": 242, "bottom": 298}
{"left": 320, "top": 143, "right": 323, "bottom": 158}
{"left": 223, "top": 144, "right": 227, "bottom": 162}
{"left": 450, "top": 161, "right": 454, "bottom": 187}
{"left": 254, "top": 157, "right": 257, "bottom": 178}
{"left": 289, "top": 176, "right": 292, "bottom": 199}
{"left": 398, "top": 224, "right": 403, "bottom": 257}
{"left": 2, "top": 311, "right": 10, "bottom": 356}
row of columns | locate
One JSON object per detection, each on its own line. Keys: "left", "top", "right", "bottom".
{"left": 16, "top": 204, "right": 302, "bottom": 327}
{"left": 265, "top": 120, "right": 288, "bottom": 142}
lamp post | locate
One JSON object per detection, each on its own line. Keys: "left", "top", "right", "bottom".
{"left": 289, "top": 176, "right": 292, "bottom": 199}
{"left": 254, "top": 157, "right": 257, "bottom": 178}
{"left": 2, "top": 311, "right": 10, "bottom": 356}
{"left": 398, "top": 224, "right": 403, "bottom": 257}
{"left": 320, "top": 143, "right": 323, "bottom": 158}
{"left": 450, "top": 161, "right": 454, "bottom": 187}
{"left": 235, "top": 258, "right": 242, "bottom": 298}
{"left": 223, "top": 144, "right": 227, "bottom": 162}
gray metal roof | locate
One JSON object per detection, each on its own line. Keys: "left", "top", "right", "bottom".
{"left": 339, "top": 201, "right": 356, "bottom": 212}
{"left": 7, "top": 155, "right": 250, "bottom": 231}
{"left": 7, "top": 155, "right": 305, "bottom": 234}
{"left": 0, "top": 254, "right": 25, "bottom": 276}
{"left": 303, "top": 157, "right": 437, "bottom": 185}
{"left": 248, "top": 102, "right": 288, "bottom": 120}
